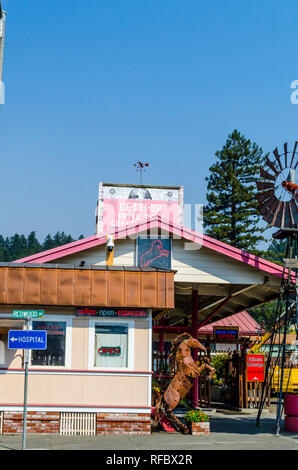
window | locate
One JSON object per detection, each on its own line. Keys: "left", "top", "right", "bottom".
{"left": 89, "top": 319, "right": 134, "bottom": 370}
{"left": 94, "top": 324, "right": 128, "bottom": 368}
{"left": 31, "top": 320, "right": 67, "bottom": 367}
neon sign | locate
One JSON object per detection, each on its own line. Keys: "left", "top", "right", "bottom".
{"left": 213, "top": 327, "right": 239, "bottom": 341}
{"left": 98, "top": 346, "right": 121, "bottom": 356}
{"left": 76, "top": 307, "right": 148, "bottom": 318}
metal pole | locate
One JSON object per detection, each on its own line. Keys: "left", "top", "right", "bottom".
{"left": 192, "top": 289, "right": 199, "bottom": 408}
{"left": 22, "top": 318, "right": 29, "bottom": 450}
{"left": 0, "top": 6, "right": 6, "bottom": 102}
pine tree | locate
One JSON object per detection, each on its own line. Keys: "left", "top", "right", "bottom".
{"left": 204, "top": 129, "right": 267, "bottom": 252}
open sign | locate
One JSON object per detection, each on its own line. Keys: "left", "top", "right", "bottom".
{"left": 98, "top": 346, "right": 121, "bottom": 356}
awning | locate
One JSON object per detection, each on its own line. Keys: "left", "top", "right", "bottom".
{"left": 0, "top": 264, "right": 175, "bottom": 310}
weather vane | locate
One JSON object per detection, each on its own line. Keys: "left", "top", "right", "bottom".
{"left": 133, "top": 161, "right": 149, "bottom": 185}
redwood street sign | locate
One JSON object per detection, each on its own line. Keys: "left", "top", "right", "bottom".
{"left": 12, "top": 309, "right": 44, "bottom": 319}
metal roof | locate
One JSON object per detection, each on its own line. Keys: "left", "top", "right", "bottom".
{"left": 198, "top": 310, "right": 265, "bottom": 336}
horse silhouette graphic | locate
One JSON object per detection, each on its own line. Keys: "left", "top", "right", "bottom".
{"left": 139, "top": 240, "right": 170, "bottom": 267}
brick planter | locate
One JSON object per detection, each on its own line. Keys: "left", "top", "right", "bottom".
{"left": 190, "top": 421, "right": 210, "bottom": 435}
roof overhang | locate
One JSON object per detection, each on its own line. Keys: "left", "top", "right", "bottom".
{"left": 0, "top": 264, "right": 175, "bottom": 310}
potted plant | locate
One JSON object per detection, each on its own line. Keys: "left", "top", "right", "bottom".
{"left": 185, "top": 409, "right": 210, "bottom": 435}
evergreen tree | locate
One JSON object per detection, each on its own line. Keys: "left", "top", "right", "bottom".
{"left": 25, "top": 232, "right": 42, "bottom": 256}
{"left": 0, "top": 231, "right": 85, "bottom": 261}
{"left": 204, "top": 129, "right": 267, "bottom": 252}
{"left": 263, "top": 238, "right": 287, "bottom": 266}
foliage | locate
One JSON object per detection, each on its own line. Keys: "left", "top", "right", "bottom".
{"left": 262, "top": 238, "right": 287, "bottom": 266}
{"left": 210, "top": 354, "right": 229, "bottom": 386}
{"left": 248, "top": 300, "right": 281, "bottom": 331}
{"left": 204, "top": 129, "right": 267, "bottom": 252}
{"left": 185, "top": 409, "right": 209, "bottom": 423}
{"left": 0, "top": 231, "right": 85, "bottom": 262}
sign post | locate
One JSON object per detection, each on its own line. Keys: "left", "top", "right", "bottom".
{"left": 8, "top": 318, "right": 47, "bottom": 451}
{"left": 22, "top": 319, "right": 29, "bottom": 451}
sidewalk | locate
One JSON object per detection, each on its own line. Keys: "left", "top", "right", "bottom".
{"left": 0, "top": 410, "right": 298, "bottom": 451}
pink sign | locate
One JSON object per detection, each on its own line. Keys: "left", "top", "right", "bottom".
{"left": 102, "top": 198, "right": 180, "bottom": 233}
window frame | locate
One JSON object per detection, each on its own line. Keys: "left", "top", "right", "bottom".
{"left": 28, "top": 315, "right": 72, "bottom": 369}
{"left": 88, "top": 317, "right": 134, "bottom": 371}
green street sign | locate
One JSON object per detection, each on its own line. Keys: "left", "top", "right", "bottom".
{"left": 12, "top": 309, "right": 44, "bottom": 319}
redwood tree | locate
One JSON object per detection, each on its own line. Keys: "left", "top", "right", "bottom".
{"left": 204, "top": 129, "right": 267, "bottom": 252}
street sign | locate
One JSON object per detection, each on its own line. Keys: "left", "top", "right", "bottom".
{"left": 12, "top": 309, "right": 44, "bottom": 319}
{"left": 8, "top": 330, "right": 47, "bottom": 350}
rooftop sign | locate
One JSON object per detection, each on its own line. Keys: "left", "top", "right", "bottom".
{"left": 96, "top": 183, "right": 184, "bottom": 234}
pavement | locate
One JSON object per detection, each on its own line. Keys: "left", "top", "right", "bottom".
{"left": 0, "top": 408, "right": 298, "bottom": 452}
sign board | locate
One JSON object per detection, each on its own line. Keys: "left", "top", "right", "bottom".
{"left": 75, "top": 307, "right": 148, "bottom": 318}
{"left": 137, "top": 237, "right": 171, "bottom": 269}
{"left": 12, "top": 309, "right": 44, "bottom": 319}
{"left": 213, "top": 327, "right": 239, "bottom": 341}
{"left": 8, "top": 330, "right": 47, "bottom": 350}
{"left": 98, "top": 346, "right": 121, "bottom": 356}
{"left": 247, "top": 354, "right": 264, "bottom": 382}
{"left": 96, "top": 183, "right": 184, "bottom": 234}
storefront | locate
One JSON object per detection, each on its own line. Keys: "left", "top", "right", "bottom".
{"left": 0, "top": 263, "right": 174, "bottom": 435}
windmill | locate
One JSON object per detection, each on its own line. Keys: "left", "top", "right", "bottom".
{"left": 256, "top": 142, "right": 298, "bottom": 434}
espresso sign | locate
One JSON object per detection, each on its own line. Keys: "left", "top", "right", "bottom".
{"left": 213, "top": 326, "right": 239, "bottom": 341}
{"left": 76, "top": 307, "right": 148, "bottom": 318}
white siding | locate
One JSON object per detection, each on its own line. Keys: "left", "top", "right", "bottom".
{"left": 57, "top": 239, "right": 136, "bottom": 267}
{"left": 172, "top": 240, "right": 273, "bottom": 285}
{"left": 56, "top": 237, "right": 278, "bottom": 287}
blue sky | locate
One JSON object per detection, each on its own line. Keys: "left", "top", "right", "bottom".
{"left": 1, "top": 0, "right": 298, "bottom": 243}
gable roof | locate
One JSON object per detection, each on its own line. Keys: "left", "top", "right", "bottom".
{"left": 198, "top": 310, "right": 265, "bottom": 336}
{"left": 14, "top": 216, "right": 285, "bottom": 279}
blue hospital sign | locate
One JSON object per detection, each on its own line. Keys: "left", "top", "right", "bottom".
{"left": 8, "top": 330, "right": 47, "bottom": 350}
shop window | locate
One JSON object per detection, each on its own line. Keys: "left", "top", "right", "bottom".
{"left": 94, "top": 324, "right": 128, "bottom": 368}
{"left": 31, "top": 321, "right": 67, "bottom": 367}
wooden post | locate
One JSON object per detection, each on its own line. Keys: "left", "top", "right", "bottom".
{"left": 192, "top": 289, "right": 199, "bottom": 408}
{"left": 159, "top": 318, "right": 164, "bottom": 372}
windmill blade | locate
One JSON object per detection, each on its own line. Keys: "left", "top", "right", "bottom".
{"left": 256, "top": 190, "right": 274, "bottom": 205}
{"left": 271, "top": 201, "right": 284, "bottom": 228}
{"left": 273, "top": 147, "right": 283, "bottom": 171}
{"left": 290, "top": 141, "right": 298, "bottom": 168}
{"left": 260, "top": 168, "right": 276, "bottom": 182}
{"left": 256, "top": 181, "right": 275, "bottom": 191}
{"left": 284, "top": 143, "right": 288, "bottom": 168}
{"left": 283, "top": 201, "right": 294, "bottom": 228}
{"left": 264, "top": 199, "right": 281, "bottom": 225}
{"left": 289, "top": 199, "right": 298, "bottom": 226}
{"left": 259, "top": 195, "right": 278, "bottom": 215}
{"left": 265, "top": 158, "right": 279, "bottom": 176}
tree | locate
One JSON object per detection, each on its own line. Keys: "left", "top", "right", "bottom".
{"left": 204, "top": 129, "right": 267, "bottom": 253}
{"left": 263, "top": 238, "right": 287, "bottom": 266}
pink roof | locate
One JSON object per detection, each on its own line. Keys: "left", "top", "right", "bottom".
{"left": 198, "top": 311, "right": 265, "bottom": 336}
{"left": 14, "top": 215, "right": 287, "bottom": 280}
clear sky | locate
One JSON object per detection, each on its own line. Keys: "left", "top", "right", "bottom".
{"left": 1, "top": 0, "right": 298, "bottom": 243}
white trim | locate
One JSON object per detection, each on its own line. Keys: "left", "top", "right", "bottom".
{"left": 148, "top": 309, "right": 152, "bottom": 407}
{"left": 28, "top": 315, "right": 72, "bottom": 370}
{"left": 0, "top": 405, "right": 150, "bottom": 414}
{"left": 88, "top": 318, "right": 135, "bottom": 371}
{"left": 0, "top": 369, "right": 151, "bottom": 377}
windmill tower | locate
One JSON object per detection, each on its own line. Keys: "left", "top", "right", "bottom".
{"left": 255, "top": 142, "right": 297, "bottom": 434}
{"left": 0, "top": 1, "right": 7, "bottom": 104}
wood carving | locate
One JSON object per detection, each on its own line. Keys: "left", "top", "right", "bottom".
{"left": 152, "top": 333, "right": 216, "bottom": 434}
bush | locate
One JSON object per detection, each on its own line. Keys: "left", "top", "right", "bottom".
{"left": 185, "top": 410, "right": 209, "bottom": 423}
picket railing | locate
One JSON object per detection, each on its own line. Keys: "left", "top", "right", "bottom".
{"left": 60, "top": 412, "right": 96, "bottom": 436}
